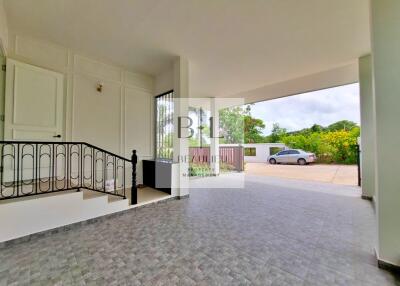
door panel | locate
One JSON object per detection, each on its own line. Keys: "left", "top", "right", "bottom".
{"left": 287, "top": 151, "right": 298, "bottom": 163}
{"left": 3, "top": 60, "right": 64, "bottom": 182}
{"left": 4, "top": 59, "right": 64, "bottom": 141}
{"left": 276, "top": 151, "right": 288, "bottom": 163}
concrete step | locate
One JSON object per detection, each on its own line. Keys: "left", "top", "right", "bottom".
{"left": 0, "top": 187, "right": 129, "bottom": 243}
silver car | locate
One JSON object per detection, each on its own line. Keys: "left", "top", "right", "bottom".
{"left": 268, "top": 149, "right": 316, "bottom": 165}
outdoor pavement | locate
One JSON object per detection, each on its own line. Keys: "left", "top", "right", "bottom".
{"left": 245, "top": 163, "right": 358, "bottom": 186}
{"left": 1, "top": 174, "right": 398, "bottom": 285}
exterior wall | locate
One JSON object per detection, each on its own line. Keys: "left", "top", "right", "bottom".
{"left": 371, "top": 0, "right": 400, "bottom": 267}
{"left": 221, "top": 143, "right": 286, "bottom": 163}
{"left": 244, "top": 143, "right": 286, "bottom": 163}
{"left": 6, "top": 34, "right": 155, "bottom": 184}
{"left": 359, "top": 55, "right": 376, "bottom": 199}
{"left": 0, "top": 0, "right": 8, "bottom": 55}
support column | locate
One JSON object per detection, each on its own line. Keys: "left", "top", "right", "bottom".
{"left": 210, "top": 98, "right": 220, "bottom": 176}
{"left": 172, "top": 57, "right": 189, "bottom": 198}
{"left": 358, "top": 55, "right": 376, "bottom": 200}
{"left": 371, "top": 0, "right": 400, "bottom": 269}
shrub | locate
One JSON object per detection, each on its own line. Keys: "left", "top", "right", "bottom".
{"left": 189, "top": 162, "right": 237, "bottom": 177}
{"left": 189, "top": 163, "right": 212, "bottom": 177}
{"left": 281, "top": 127, "right": 360, "bottom": 164}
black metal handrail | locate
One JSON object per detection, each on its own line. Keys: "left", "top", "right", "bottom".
{"left": 0, "top": 141, "right": 138, "bottom": 204}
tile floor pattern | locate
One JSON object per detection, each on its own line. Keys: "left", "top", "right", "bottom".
{"left": 1, "top": 177, "right": 399, "bottom": 286}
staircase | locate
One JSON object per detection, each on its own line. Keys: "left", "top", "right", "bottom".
{"left": 0, "top": 141, "right": 138, "bottom": 204}
{"left": 0, "top": 141, "right": 138, "bottom": 243}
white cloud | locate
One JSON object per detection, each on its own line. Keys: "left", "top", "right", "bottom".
{"left": 250, "top": 83, "right": 360, "bottom": 135}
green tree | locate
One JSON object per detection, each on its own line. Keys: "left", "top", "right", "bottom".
{"left": 268, "top": 123, "right": 287, "bottom": 143}
{"left": 311, "top": 124, "right": 324, "bottom": 133}
{"left": 218, "top": 106, "right": 246, "bottom": 144}
{"left": 219, "top": 105, "right": 268, "bottom": 144}
{"left": 327, "top": 120, "right": 357, "bottom": 131}
{"left": 244, "top": 115, "right": 265, "bottom": 143}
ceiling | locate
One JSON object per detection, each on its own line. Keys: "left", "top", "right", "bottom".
{"left": 4, "top": 0, "right": 370, "bottom": 97}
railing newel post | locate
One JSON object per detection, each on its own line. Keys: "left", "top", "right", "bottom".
{"left": 123, "top": 160, "right": 126, "bottom": 199}
{"left": 35, "top": 143, "right": 38, "bottom": 194}
{"left": 113, "top": 156, "right": 116, "bottom": 195}
{"left": 131, "top": 150, "right": 137, "bottom": 205}
{"left": 80, "top": 143, "right": 83, "bottom": 190}
{"left": 16, "top": 143, "right": 20, "bottom": 197}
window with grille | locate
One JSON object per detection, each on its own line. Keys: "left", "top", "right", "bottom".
{"left": 155, "top": 90, "right": 174, "bottom": 160}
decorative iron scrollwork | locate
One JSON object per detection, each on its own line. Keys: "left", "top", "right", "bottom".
{"left": 0, "top": 141, "right": 134, "bottom": 202}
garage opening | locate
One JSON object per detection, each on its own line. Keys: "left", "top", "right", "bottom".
{"left": 227, "top": 83, "right": 361, "bottom": 186}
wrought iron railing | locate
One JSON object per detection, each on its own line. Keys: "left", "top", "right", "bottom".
{"left": 0, "top": 141, "right": 138, "bottom": 204}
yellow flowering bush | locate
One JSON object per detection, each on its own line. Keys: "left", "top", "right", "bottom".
{"left": 281, "top": 127, "right": 360, "bottom": 164}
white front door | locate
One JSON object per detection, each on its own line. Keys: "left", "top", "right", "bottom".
{"left": 4, "top": 59, "right": 64, "bottom": 141}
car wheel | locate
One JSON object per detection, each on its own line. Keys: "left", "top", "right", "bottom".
{"left": 297, "top": 158, "right": 307, "bottom": 165}
{"left": 269, "top": 158, "right": 276, "bottom": 164}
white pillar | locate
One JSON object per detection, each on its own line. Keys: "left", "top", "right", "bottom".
{"left": 210, "top": 98, "right": 220, "bottom": 175}
{"left": 371, "top": 0, "right": 400, "bottom": 268}
{"left": 171, "top": 57, "right": 189, "bottom": 198}
{"left": 358, "top": 55, "right": 376, "bottom": 199}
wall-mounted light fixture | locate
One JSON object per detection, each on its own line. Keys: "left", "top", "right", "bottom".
{"left": 96, "top": 83, "right": 103, "bottom": 93}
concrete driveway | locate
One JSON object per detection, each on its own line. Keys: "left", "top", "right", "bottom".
{"left": 245, "top": 163, "right": 358, "bottom": 186}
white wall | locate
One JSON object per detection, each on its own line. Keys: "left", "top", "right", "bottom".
{"left": 243, "top": 143, "right": 286, "bottom": 163}
{"left": 371, "top": 0, "right": 400, "bottom": 267}
{"left": 6, "top": 34, "right": 155, "bottom": 184}
{"left": 0, "top": 191, "right": 128, "bottom": 243}
{"left": 155, "top": 67, "right": 174, "bottom": 95}
{"left": 0, "top": 0, "right": 8, "bottom": 55}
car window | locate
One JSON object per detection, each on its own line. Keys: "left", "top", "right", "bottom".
{"left": 289, "top": 150, "right": 300, "bottom": 154}
{"left": 277, "top": 150, "right": 288, "bottom": 155}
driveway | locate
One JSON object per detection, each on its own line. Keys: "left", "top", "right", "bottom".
{"left": 245, "top": 163, "right": 358, "bottom": 186}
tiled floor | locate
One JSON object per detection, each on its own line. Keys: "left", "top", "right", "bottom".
{"left": 137, "top": 187, "right": 170, "bottom": 204}
{"left": 0, "top": 175, "right": 399, "bottom": 285}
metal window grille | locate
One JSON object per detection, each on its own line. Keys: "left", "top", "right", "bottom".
{"left": 155, "top": 90, "right": 174, "bottom": 160}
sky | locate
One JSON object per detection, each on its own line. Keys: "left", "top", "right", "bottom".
{"left": 249, "top": 83, "right": 360, "bottom": 135}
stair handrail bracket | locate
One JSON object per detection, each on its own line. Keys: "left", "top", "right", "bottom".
{"left": 0, "top": 141, "right": 137, "bottom": 204}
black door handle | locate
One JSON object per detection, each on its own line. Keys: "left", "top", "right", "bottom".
{"left": 53, "top": 134, "right": 61, "bottom": 138}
